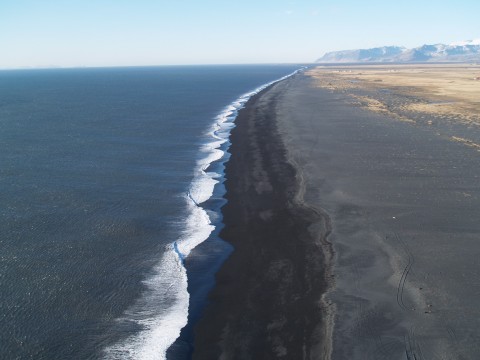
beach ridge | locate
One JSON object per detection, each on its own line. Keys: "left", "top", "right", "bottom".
{"left": 284, "top": 118, "right": 336, "bottom": 360}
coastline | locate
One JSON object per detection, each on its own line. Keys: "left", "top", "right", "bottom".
{"left": 165, "top": 68, "right": 303, "bottom": 359}
{"left": 193, "top": 77, "right": 333, "bottom": 359}
{"left": 193, "top": 65, "right": 480, "bottom": 359}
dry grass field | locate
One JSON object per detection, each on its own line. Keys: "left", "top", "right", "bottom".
{"left": 308, "top": 64, "right": 480, "bottom": 125}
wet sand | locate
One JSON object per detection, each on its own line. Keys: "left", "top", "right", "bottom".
{"left": 194, "top": 68, "right": 480, "bottom": 359}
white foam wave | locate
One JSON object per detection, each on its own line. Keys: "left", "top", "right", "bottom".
{"left": 176, "top": 199, "right": 214, "bottom": 257}
{"left": 104, "top": 200, "right": 213, "bottom": 360}
{"left": 104, "top": 247, "right": 188, "bottom": 359}
{"left": 103, "top": 67, "right": 304, "bottom": 360}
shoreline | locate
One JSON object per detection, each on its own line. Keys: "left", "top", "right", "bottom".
{"left": 193, "top": 65, "right": 480, "bottom": 359}
{"left": 167, "top": 71, "right": 303, "bottom": 358}
{"left": 193, "top": 77, "right": 333, "bottom": 358}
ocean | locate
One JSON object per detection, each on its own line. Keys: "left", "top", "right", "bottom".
{"left": 0, "top": 65, "right": 301, "bottom": 359}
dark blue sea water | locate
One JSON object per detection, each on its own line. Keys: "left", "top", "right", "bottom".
{"left": 0, "top": 65, "right": 301, "bottom": 359}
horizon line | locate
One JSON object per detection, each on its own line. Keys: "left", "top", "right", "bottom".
{"left": 0, "top": 62, "right": 315, "bottom": 72}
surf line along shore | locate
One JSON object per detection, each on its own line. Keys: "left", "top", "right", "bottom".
{"left": 192, "top": 72, "right": 334, "bottom": 359}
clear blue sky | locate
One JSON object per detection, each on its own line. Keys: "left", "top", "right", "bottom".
{"left": 1, "top": 0, "right": 479, "bottom": 68}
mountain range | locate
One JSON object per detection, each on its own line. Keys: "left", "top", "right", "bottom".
{"left": 316, "top": 39, "right": 480, "bottom": 63}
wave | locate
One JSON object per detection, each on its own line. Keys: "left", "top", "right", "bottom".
{"left": 103, "top": 68, "right": 303, "bottom": 360}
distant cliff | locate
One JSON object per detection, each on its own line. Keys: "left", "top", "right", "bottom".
{"left": 316, "top": 40, "right": 480, "bottom": 63}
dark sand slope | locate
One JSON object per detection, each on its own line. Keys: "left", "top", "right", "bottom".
{"left": 276, "top": 74, "right": 480, "bottom": 359}
{"left": 193, "top": 79, "right": 332, "bottom": 359}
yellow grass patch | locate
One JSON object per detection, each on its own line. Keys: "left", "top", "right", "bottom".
{"left": 350, "top": 95, "right": 415, "bottom": 123}
{"left": 451, "top": 136, "right": 480, "bottom": 151}
{"left": 307, "top": 64, "right": 480, "bottom": 125}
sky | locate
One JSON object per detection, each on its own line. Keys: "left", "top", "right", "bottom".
{"left": 0, "top": 0, "right": 479, "bottom": 68}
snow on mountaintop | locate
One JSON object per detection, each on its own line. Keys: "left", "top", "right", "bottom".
{"left": 316, "top": 39, "right": 480, "bottom": 63}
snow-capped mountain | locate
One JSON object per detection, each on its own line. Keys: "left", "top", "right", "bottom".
{"left": 317, "top": 46, "right": 406, "bottom": 63}
{"left": 316, "top": 40, "right": 480, "bottom": 63}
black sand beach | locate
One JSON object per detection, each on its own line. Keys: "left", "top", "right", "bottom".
{"left": 193, "top": 79, "right": 332, "bottom": 359}
{"left": 194, "top": 71, "right": 480, "bottom": 359}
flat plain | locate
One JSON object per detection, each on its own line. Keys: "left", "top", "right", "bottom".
{"left": 277, "top": 66, "right": 480, "bottom": 359}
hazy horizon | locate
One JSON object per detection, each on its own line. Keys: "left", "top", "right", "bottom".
{"left": 1, "top": 0, "right": 479, "bottom": 69}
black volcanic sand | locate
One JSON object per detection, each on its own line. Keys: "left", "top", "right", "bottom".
{"left": 276, "top": 74, "right": 480, "bottom": 359}
{"left": 193, "top": 79, "right": 332, "bottom": 359}
{"left": 194, "top": 73, "right": 480, "bottom": 359}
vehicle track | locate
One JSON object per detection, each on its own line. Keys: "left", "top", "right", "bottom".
{"left": 394, "top": 233, "right": 415, "bottom": 311}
